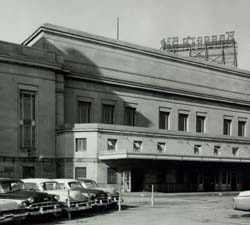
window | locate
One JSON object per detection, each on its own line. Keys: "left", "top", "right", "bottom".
{"left": 23, "top": 166, "right": 35, "bottom": 178}
{"left": 157, "top": 142, "right": 166, "bottom": 153}
{"left": 107, "top": 139, "right": 117, "bottom": 151}
{"left": 19, "top": 90, "right": 36, "bottom": 151}
{"left": 232, "top": 147, "right": 239, "bottom": 156}
{"left": 159, "top": 111, "right": 169, "bottom": 129}
{"left": 75, "top": 167, "right": 86, "bottom": 179}
{"left": 75, "top": 138, "right": 87, "bottom": 152}
{"left": 133, "top": 141, "right": 142, "bottom": 152}
{"left": 196, "top": 115, "right": 205, "bottom": 133}
{"left": 124, "top": 107, "right": 136, "bottom": 126}
{"left": 194, "top": 145, "right": 201, "bottom": 155}
{"left": 222, "top": 171, "right": 227, "bottom": 184}
{"left": 78, "top": 101, "right": 91, "bottom": 123}
{"left": 178, "top": 113, "right": 188, "bottom": 131}
{"left": 107, "top": 168, "right": 117, "bottom": 184}
{"left": 102, "top": 104, "right": 114, "bottom": 124}
{"left": 214, "top": 146, "right": 220, "bottom": 155}
{"left": 223, "top": 118, "right": 232, "bottom": 135}
{"left": 238, "top": 120, "right": 246, "bottom": 137}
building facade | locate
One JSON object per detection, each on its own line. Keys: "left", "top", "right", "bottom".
{"left": 1, "top": 23, "right": 250, "bottom": 192}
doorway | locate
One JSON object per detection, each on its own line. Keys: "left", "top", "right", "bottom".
{"left": 131, "top": 168, "right": 144, "bottom": 192}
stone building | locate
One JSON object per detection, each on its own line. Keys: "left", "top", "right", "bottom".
{"left": 1, "top": 23, "right": 250, "bottom": 192}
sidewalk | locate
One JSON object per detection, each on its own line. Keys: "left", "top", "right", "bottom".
{"left": 122, "top": 191, "right": 239, "bottom": 198}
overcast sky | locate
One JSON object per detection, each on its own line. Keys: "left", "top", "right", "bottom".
{"left": 1, "top": 0, "right": 250, "bottom": 70}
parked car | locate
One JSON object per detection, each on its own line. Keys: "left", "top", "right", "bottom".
{"left": 53, "top": 179, "right": 109, "bottom": 207}
{"left": 22, "top": 178, "right": 91, "bottom": 214}
{"left": 79, "top": 179, "right": 120, "bottom": 207}
{"left": 233, "top": 191, "right": 250, "bottom": 211}
{"left": 0, "top": 198, "right": 28, "bottom": 223}
{"left": 0, "top": 178, "right": 61, "bottom": 219}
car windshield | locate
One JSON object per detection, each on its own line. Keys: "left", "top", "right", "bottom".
{"left": 0, "top": 180, "right": 24, "bottom": 193}
{"left": 68, "top": 182, "right": 83, "bottom": 190}
{"left": 23, "top": 183, "right": 39, "bottom": 191}
{"left": 42, "top": 182, "right": 61, "bottom": 190}
{"left": 83, "top": 180, "right": 98, "bottom": 188}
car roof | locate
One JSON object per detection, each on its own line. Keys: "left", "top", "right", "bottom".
{"left": 53, "top": 178, "right": 79, "bottom": 183}
{"left": 22, "top": 178, "right": 57, "bottom": 183}
{"left": 0, "top": 178, "right": 22, "bottom": 182}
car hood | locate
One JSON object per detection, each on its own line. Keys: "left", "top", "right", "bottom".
{"left": 0, "top": 199, "right": 22, "bottom": 211}
{"left": 93, "top": 187, "right": 118, "bottom": 195}
{"left": 0, "top": 190, "right": 55, "bottom": 204}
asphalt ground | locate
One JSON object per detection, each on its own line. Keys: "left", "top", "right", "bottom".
{"left": 23, "top": 192, "right": 250, "bottom": 225}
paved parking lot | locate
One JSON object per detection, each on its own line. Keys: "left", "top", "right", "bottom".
{"left": 25, "top": 193, "right": 250, "bottom": 225}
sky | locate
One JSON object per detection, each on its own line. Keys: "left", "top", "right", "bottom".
{"left": 1, "top": 0, "right": 250, "bottom": 70}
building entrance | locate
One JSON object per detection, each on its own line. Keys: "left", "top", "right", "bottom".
{"left": 131, "top": 168, "right": 144, "bottom": 192}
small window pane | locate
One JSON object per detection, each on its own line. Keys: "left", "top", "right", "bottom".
{"left": 75, "top": 167, "right": 86, "bottom": 179}
{"left": 133, "top": 141, "right": 142, "bottom": 152}
{"left": 223, "top": 119, "right": 232, "bottom": 135}
{"left": 125, "top": 107, "right": 136, "bottom": 126}
{"left": 102, "top": 104, "right": 114, "bottom": 124}
{"left": 107, "top": 139, "right": 117, "bottom": 151}
{"left": 238, "top": 121, "right": 246, "bottom": 137}
{"left": 78, "top": 101, "right": 91, "bottom": 123}
{"left": 159, "top": 111, "right": 169, "bottom": 129}
{"left": 178, "top": 114, "right": 188, "bottom": 131}
{"left": 157, "top": 142, "right": 166, "bottom": 153}
{"left": 196, "top": 116, "right": 205, "bottom": 133}
{"left": 107, "top": 168, "right": 117, "bottom": 184}
{"left": 76, "top": 138, "right": 87, "bottom": 152}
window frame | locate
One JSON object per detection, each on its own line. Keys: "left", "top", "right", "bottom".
{"left": 75, "top": 138, "right": 87, "bottom": 152}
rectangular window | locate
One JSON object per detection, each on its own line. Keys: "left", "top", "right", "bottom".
{"left": 102, "top": 104, "right": 114, "bottom": 124}
{"left": 196, "top": 116, "right": 205, "bottom": 133}
{"left": 107, "top": 168, "right": 117, "bottom": 184}
{"left": 78, "top": 101, "right": 91, "bottom": 123}
{"left": 75, "top": 167, "right": 86, "bottom": 179}
{"left": 157, "top": 142, "right": 166, "bottom": 153}
{"left": 159, "top": 111, "right": 169, "bottom": 129}
{"left": 124, "top": 107, "right": 136, "bottom": 126}
{"left": 75, "top": 138, "right": 87, "bottom": 152}
{"left": 20, "top": 90, "right": 36, "bottom": 150}
{"left": 23, "top": 166, "right": 35, "bottom": 178}
{"left": 238, "top": 121, "right": 246, "bottom": 137}
{"left": 107, "top": 139, "right": 117, "bottom": 151}
{"left": 178, "top": 113, "right": 188, "bottom": 131}
{"left": 223, "top": 119, "right": 232, "bottom": 135}
{"left": 133, "top": 141, "right": 142, "bottom": 152}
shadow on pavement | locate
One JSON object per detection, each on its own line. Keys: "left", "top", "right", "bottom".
{"left": 229, "top": 213, "right": 250, "bottom": 219}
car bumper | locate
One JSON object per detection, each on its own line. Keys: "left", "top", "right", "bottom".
{"left": 64, "top": 201, "right": 92, "bottom": 212}
{"left": 0, "top": 211, "right": 28, "bottom": 223}
{"left": 28, "top": 203, "right": 62, "bottom": 216}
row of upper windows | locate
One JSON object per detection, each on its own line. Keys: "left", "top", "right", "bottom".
{"left": 76, "top": 138, "right": 241, "bottom": 157}
{"left": 78, "top": 100, "right": 248, "bottom": 137}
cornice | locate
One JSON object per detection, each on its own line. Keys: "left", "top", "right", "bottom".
{"left": 56, "top": 123, "right": 250, "bottom": 145}
{"left": 0, "top": 55, "right": 62, "bottom": 71}
{"left": 22, "top": 23, "right": 250, "bottom": 79}
{"left": 67, "top": 71, "right": 250, "bottom": 107}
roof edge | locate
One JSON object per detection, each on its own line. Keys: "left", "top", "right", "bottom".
{"left": 22, "top": 23, "right": 250, "bottom": 78}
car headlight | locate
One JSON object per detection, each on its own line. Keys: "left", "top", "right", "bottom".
{"left": 27, "top": 197, "right": 34, "bottom": 204}
{"left": 19, "top": 201, "right": 27, "bottom": 207}
{"left": 54, "top": 195, "right": 60, "bottom": 201}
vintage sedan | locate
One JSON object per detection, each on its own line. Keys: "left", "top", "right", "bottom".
{"left": 233, "top": 190, "right": 250, "bottom": 211}
{"left": 0, "top": 198, "right": 28, "bottom": 223}
{"left": 53, "top": 179, "right": 109, "bottom": 207}
{"left": 0, "top": 178, "right": 61, "bottom": 219}
{"left": 79, "top": 179, "right": 120, "bottom": 207}
{"left": 22, "top": 178, "right": 91, "bottom": 214}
